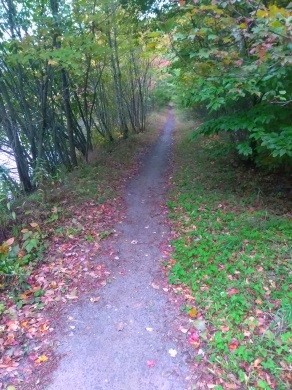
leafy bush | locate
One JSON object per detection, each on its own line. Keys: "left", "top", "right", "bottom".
{"left": 0, "top": 224, "right": 44, "bottom": 287}
{"left": 156, "top": 0, "right": 292, "bottom": 168}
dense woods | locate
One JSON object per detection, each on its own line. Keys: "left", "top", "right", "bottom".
{"left": 0, "top": 0, "right": 154, "bottom": 193}
{"left": 1, "top": 0, "right": 291, "bottom": 194}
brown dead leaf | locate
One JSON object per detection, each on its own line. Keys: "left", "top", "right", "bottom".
{"left": 253, "top": 358, "right": 262, "bottom": 368}
{"left": 30, "top": 222, "right": 39, "bottom": 228}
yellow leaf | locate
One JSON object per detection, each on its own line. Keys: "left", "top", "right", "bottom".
{"left": 48, "top": 59, "right": 58, "bottom": 66}
{"left": 21, "top": 228, "right": 29, "bottom": 233}
{"left": 270, "top": 5, "right": 286, "bottom": 18}
{"left": 36, "top": 355, "right": 48, "bottom": 364}
{"left": 189, "top": 308, "right": 198, "bottom": 318}
{"left": 257, "top": 10, "right": 268, "bottom": 18}
{"left": 270, "top": 20, "right": 282, "bottom": 29}
{"left": 239, "top": 23, "right": 247, "bottom": 29}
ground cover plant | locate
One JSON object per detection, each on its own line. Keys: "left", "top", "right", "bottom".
{"left": 167, "top": 114, "right": 292, "bottom": 389}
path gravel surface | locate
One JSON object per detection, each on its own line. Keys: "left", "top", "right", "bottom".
{"left": 47, "top": 110, "right": 192, "bottom": 390}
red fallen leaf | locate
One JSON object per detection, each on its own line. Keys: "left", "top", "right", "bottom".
{"left": 4, "top": 334, "right": 18, "bottom": 346}
{"left": 147, "top": 360, "right": 156, "bottom": 368}
{"left": 239, "top": 361, "right": 251, "bottom": 372}
{"left": 229, "top": 338, "right": 239, "bottom": 352}
{"left": 227, "top": 288, "right": 239, "bottom": 296}
{"left": 6, "top": 320, "right": 19, "bottom": 331}
{"left": 28, "top": 352, "right": 38, "bottom": 362}
{"left": 188, "top": 332, "right": 200, "bottom": 348}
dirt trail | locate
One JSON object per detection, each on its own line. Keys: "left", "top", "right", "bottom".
{"left": 47, "top": 110, "right": 191, "bottom": 390}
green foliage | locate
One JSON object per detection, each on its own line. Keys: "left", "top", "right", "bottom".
{"left": 199, "top": 105, "right": 292, "bottom": 167}
{"left": 0, "top": 224, "right": 44, "bottom": 286}
{"left": 153, "top": 0, "right": 292, "bottom": 168}
{"left": 168, "top": 119, "right": 292, "bottom": 388}
{"left": 151, "top": 78, "right": 173, "bottom": 107}
{"left": 0, "top": 0, "right": 153, "bottom": 191}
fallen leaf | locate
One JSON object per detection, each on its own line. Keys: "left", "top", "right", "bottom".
{"left": 36, "top": 355, "right": 48, "bottom": 364}
{"left": 168, "top": 348, "right": 178, "bottom": 357}
{"left": 147, "top": 360, "right": 156, "bottom": 367}
{"left": 179, "top": 326, "right": 189, "bottom": 334}
{"left": 229, "top": 338, "right": 239, "bottom": 351}
{"left": 90, "top": 296, "right": 100, "bottom": 303}
{"left": 227, "top": 288, "right": 239, "bottom": 296}
{"left": 188, "top": 332, "right": 200, "bottom": 348}
{"left": 151, "top": 282, "right": 160, "bottom": 290}
{"left": 221, "top": 325, "right": 230, "bottom": 333}
{"left": 30, "top": 222, "right": 39, "bottom": 228}
{"left": 239, "top": 361, "right": 251, "bottom": 372}
{"left": 39, "top": 323, "right": 49, "bottom": 332}
{"left": 66, "top": 295, "right": 78, "bottom": 300}
{"left": 188, "top": 308, "right": 198, "bottom": 318}
{"left": 5, "top": 237, "right": 15, "bottom": 246}
{"left": 253, "top": 358, "right": 262, "bottom": 368}
{"left": 6, "top": 320, "right": 19, "bottom": 331}
{"left": 66, "top": 290, "right": 78, "bottom": 300}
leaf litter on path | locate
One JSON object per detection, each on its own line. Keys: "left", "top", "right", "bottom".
{"left": 0, "top": 200, "right": 121, "bottom": 387}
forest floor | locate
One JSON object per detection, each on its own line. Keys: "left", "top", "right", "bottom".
{"left": 0, "top": 110, "right": 196, "bottom": 390}
{"left": 1, "top": 109, "right": 291, "bottom": 390}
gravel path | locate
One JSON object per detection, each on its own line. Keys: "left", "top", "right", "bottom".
{"left": 47, "top": 110, "right": 192, "bottom": 390}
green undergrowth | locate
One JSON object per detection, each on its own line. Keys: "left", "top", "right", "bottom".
{"left": 168, "top": 114, "right": 292, "bottom": 389}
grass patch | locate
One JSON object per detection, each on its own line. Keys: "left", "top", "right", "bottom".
{"left": 168, "top": 113, "right": 292, "bottom": 389}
